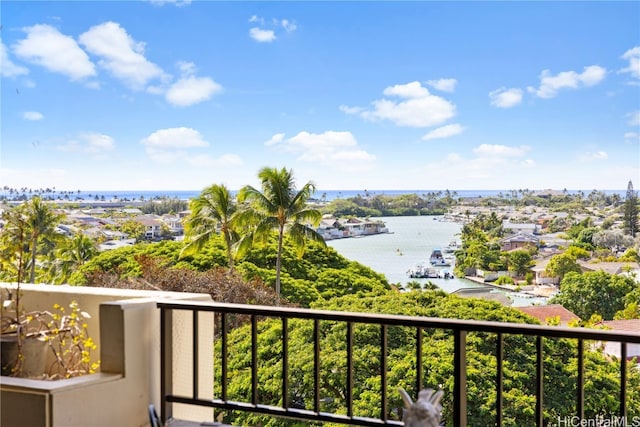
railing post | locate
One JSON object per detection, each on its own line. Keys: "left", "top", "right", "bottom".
{"left": 577, "top": 339, "right": 584, "bottom": 419}
{"left": 536, "top": 336, "right": 544, "bottom": 427}
{"left": 620, "top": 342, "right": 627, "bottom": 420}
{"left": 381, "top": 324, "right": 388, "bottom": 421}
{"left": 282, "top": 317, "right": 289, "bottom": 409}
{"left": 346, "top": 322, "right": 354, "bottom": 417}
{"left": 496, "top": 333, "right": 503, "bottom": 427}
{"left": 251, "top": 315, "right": 258, "bottom": 406}
{"left": 160, "top": 307, "right": 173, "bottom": 423}
{"left": 454, "top": 329, "right": 467, "bottom": 427}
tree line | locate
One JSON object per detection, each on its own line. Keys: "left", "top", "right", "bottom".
{"left": 1, "top": 172, "right": 639, "bottom": 425}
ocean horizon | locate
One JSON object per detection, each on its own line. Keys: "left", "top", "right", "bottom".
{"left": 2, "top": 188, "right": 628, "bottom": 202}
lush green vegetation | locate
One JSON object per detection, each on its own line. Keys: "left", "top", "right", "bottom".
{"left": 215, "top": 291, "right": 640, "bottom": 427}
{"left": 2, "top": 178, "right": 639, "bottom": 426}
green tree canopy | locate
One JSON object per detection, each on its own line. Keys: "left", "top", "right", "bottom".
{"left": 549, "top": 270, "right": 638, "bottom": 320}
{"left": 508, "top": 250, "right": 534, "bottom": 276}
{"left": 215, "top": 291, "right": 640, "bottom": 427}
{"left": 544, "top": 253, "right": 581, "bottom": 282}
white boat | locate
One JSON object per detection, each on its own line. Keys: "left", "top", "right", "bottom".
{"left": 407, "top": 265, "right": 441, "bottom": 279}
{"left": 429, "top": 249, "right": 450, "bottom": 266}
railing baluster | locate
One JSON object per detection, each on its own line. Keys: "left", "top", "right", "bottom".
{"left": 156, "top": 301, "right": 640, "bottom": 427}
{"left": 620, "top": 342, "right": 627, "bottom": 420}
{"left": 416, "top": 327, "right": 423, "bottom": 394}
{"left": 496, "top": 332, "right": 503, "bottom": 427}
{"left": 314, "top": 319, "right": 320, "bottom": 412}
{"left": 282, "top": 317, "right": 289, "bottom": 409}
{"left": 192, "top": 310, "right": 199, "bottom": 399}
{"left": 347, "top": 321, "right": 354, "bottom": 418}
{"left": 536, "top": 336, "right": 544, "bottom": 427}
{"left": 577, "top": 339, "right": 584, "bottom": 419}
{"left": 221, "top": 313, "right": 228, "bottom": 402}
{"left": 453, "top": 329, "right": 468, "bottom": 427}
{"left": 381, "top": 324, "right": 388, "bottom": 421}
{"left": 251, "top": 314, "right": 258, "bottom": 405}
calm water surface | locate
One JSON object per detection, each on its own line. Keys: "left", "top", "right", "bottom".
{"left": 327, "top": 216, "right": 478, "bottom": 293}
{"left": 327, "top": 216, "right": 546, "bottom": 306}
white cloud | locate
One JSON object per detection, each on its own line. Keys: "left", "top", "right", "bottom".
{"left": 382, "top": 81, "right": 430, "bottom": 98}
{"left": 528, "top": 65, "right": 606, "bottom": 98}
{"left": 473, "top": 144, "right": 530, "bottom": 157}
{"left": 165, "top": 76, "right": 222, "bottom": 107}
{"left": 248, "top": 16, "right": 296, "bottom": 42}
{"left": 624, "top": 132, "right": 640, "bottom": 143}
{"left": 579, "top": 151, "right": 608, "bottom": 161}
{"left": 627, "top": 110, "right": 640, "bottom": 127}
{"left": 141, "top": 127, "right": 208, "bottom": 149}
{"left": 164, "top": 61, "right": 222, "bottom": 106}
{"left": 23, "top": 111, "right": 44, "bottom": 121}
{"left": 1, "top": 41, "right": 29, "bottom": 77}
{"left": 141, "top": 127, "right": 209, "bottom": 162}
{"left": 79, "top": 21, "right": 165, "bottom": 89}
{"left": 249, "top": 28, "right": 276, "bottom": 43}
{"left": 265, "top": 130, "right": 376, "bottom": 168}
{"left": 489, "top": 87, "right": 523, "bottom": 108}
{"left": 358, "top": 81, "right": 456, "bottom": 127}
{"left": 426, "top": 78, "right": 457, "bottom": 92}
{"left": 339, "top": 105, "right": 364, "bottom": 115}
{"left": 417, "top": 144, "right": 535, "bottom": 188}
{"left": 56, "top": 132, "right": 115, "bottom": 153}
{"left": 421, "top": 124, "right": 464, "bottom": 141}
{"left": 281, "top": 19, "right": 297, "bottom": 33}
{"left": 620, "top": 46, "right": 640, "bottom": 79}
{"left": 13, "top": 24, "right": 96, "bottom": 80}
{"left": 264, "top": 133, "right": 286, "bottom": 147}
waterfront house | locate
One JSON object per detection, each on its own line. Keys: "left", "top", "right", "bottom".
{"left": 530, "top": 256, "right": 560, "bottom": 286}
{"left": 317, "top": 217, "right": 346, "bottom": 240}
{"left": 499, "top": 232, "right": 540, "bottom": 251}
{"left": 337, "top": 217, "right": 388, "bottom": 237}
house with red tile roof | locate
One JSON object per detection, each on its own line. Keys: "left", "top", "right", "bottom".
{"left": 517, "top": 304, "right": 581, "bottom": 326}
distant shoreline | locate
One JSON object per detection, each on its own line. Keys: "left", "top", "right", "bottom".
{"left": 1, "top": 188, "right": 628, "bottom": 204}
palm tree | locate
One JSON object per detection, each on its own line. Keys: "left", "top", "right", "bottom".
{"left": 182, "top": 184, "right": 239, "bottom": 271}
{"left": 22, "top": 197, "right": 63, "bottom": 283}
{"left": 237, "top": 167, "right": 326, "bottom": 300}
{"left": 49, "top": 234, "right": 98, "bottom": 284}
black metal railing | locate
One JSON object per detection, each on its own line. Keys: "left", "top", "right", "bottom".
{"left": 158, "top": 300, "right": 640, "bottom": 426}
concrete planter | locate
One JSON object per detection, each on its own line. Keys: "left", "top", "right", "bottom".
{"left": 0, "top": 335, "right": 48, "bottom": 378}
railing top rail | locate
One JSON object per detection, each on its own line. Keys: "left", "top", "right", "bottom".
{"left": 157, "top": 300, "right": 640, "bottom": 343}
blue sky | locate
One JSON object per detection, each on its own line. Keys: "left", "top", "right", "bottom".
{"left": 1, "top": 1, "right": 639, "bottom": 192}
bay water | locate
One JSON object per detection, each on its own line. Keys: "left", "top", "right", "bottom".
{"left": 326, "top": 216, "right": 546, "bottom": 306}
{"left": 326, "top": 216, "right": 475, "bottom": 292}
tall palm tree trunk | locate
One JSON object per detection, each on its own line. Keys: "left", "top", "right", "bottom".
{"left": 29, "top": 234, "right": 38, "bottom": 283}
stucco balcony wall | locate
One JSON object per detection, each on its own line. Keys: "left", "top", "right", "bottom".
{"left": 0, "top": 283, "right": 214, "bottom": 427}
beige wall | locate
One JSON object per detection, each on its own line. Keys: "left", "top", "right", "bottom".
{"left": 0, "top": 283, "right": 214, "bottom": 427}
